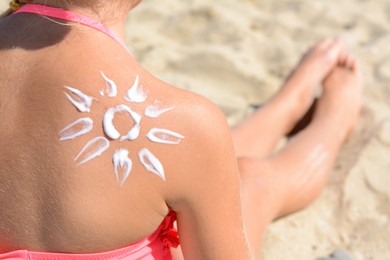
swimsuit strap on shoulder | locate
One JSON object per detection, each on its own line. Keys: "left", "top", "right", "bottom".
{"left": 14, "top": 4, "right": 130, "bottom": 54}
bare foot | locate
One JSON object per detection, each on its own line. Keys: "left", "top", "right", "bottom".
{"left": 315, "top": 52, "right": 363, "bottom": 141}
{"left": 232, "top": 39, "right": 345, "bottom": 158}
{"left": 271, "top": 38, "right": 345, "bottom": 133}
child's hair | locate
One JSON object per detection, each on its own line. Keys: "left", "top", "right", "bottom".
{"left": 1, "top": 0, "right": 29, "bottom": 18}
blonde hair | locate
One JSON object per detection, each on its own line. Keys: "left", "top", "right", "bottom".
{"left": 1, "top": 0, "right": 29, "bottom": 18}
{"left": 10, "top": 0, "right": 30, "bottom": 11}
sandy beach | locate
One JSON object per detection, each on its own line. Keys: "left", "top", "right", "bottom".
{"left": 2, "top": 1, "right": 389, "bottom": 259}
{"left": 125, "top": 1, "right": 390, "bottom": 259}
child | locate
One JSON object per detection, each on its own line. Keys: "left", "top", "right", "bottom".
{"left": 0, "top": 0, "right": 363, "bottom": 259}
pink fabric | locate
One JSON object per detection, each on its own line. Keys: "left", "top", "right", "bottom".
{"left": 0, "top": 212, "right": 179, "bottom": 260}
{"left": 15, "top": 4, "right": 130, "bottom": 53}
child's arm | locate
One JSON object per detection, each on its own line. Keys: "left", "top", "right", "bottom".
{"left": 166, "top": 97, "right": 253, "bottom": 259}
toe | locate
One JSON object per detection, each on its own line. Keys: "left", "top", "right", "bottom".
{"left": 317, "top": 38, "right": 333, "bottom": 49}
{"left": 338, "top": 51, "right": 349, "bottom": 66}
{"left": 346, "top": 55, "right": 357, "bottom": 71}
{"left": 327, "top": 38, "right": 344, "bottom": 60}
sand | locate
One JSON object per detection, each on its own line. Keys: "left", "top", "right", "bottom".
{"left": 1, "top": 1, "right": 389, "bottom": 259}
{"left": 125, "top": 2, "right": 390, "bottom": 259}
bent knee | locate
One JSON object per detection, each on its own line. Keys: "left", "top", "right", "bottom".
{"left": 237, "top": 157, "right": 274, "bottom": 180}
{"left": 237, "top": 157, "right": 279, "bottom": 199}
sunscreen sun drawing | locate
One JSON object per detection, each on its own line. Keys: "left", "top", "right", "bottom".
{"left": 59, "top": 72, "right": 184, "bottom": 187}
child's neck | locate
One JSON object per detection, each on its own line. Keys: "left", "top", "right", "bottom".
{"left": 29, "top": 0, "right": 132, "bottom": 42}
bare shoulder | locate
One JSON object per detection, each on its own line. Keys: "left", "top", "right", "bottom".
{"left": 155, "top": 79, "right": 234, "bottom": 157}
{"left": 151, "top": 79, "right": 238, "bottom": 199}
{"left": 157, "top": 80, "right": 231, "bottom": 140}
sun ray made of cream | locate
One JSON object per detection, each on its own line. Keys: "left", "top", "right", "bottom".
{"left": 113, "top": 149, "right": 133, "bottom": 187}
{"left": 74, "top": 136, "right": 110, "bottom": 166}
{"left": 64, "top": 86, "right": 95, "bottom": 113}
{"left": 100, "top": 71, "right": 118, "bottom": 97}
{"left": 59, "top": 117, "right": 94, "bottom": 141}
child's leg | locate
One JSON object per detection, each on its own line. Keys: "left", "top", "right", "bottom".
{"left": 232, "top": 39, "right": 343, "bottom": 158}
{"left": 172, "top": 47, "right": 361, "bottom": 260}
{"left": 238, "top": 54, "right": 363, "bottom": 258}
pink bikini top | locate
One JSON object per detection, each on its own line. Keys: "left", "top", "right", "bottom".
{"left": 1, "top": 4, "right": 179, "bottom": 260}
{"left": 0, "top": 212, "right": 179, "bottom": 260}
{"left": 15, "top": 3, "right": 130, "bottom": 53}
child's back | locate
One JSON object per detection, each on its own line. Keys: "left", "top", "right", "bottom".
{"left": 0, "top": 9, "right": 246, "bottom": 258}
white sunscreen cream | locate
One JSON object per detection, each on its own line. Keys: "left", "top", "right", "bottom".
{"left": 146, "top": 128, "right": 184, "bottom": 145}
{"left": 124, "top": 75, "right": 147, "bottom": 103}
{"left": 103, "top": 105, "right": 142, "bottom": 141}
{"left": 64, "top": 86, "right": 95, "bottom": 113}
{"left": 74, "top": 136, "right": 110, "bottom": 165}
{"left": 138, "top": 148, "right": 165, "bottom": 181}
{"left": 145, "top": 101, "right": 175, "bottom": 118}
{"left": 100, "top": 71, "right": 118, "bottom": 97}
{"left": 61, "top": 72, "right": 182, "bottom": 184}
{"left": 113, "top": 149, "right": 132, "bottom": 187}
{"left": 59, "top": 117, "right": 93, "bottom": 141}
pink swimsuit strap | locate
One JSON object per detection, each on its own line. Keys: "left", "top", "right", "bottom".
{"left": 14, "top": 4, "right": 130, "bottom": 53}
